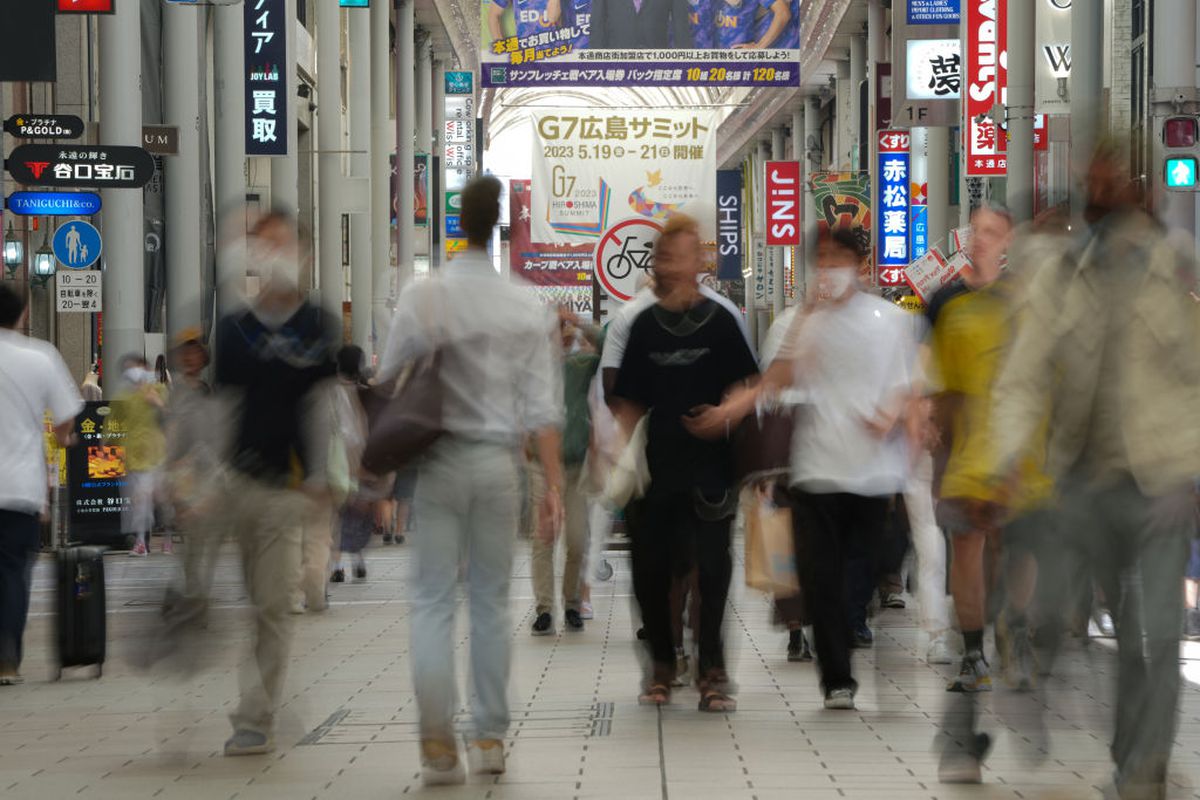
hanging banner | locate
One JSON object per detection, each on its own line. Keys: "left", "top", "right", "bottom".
{"left": 808, "top": 171, "right": 872, "bottom": 247}
{"left": 415, "top": 154, "right": 429, "bottom": 226}
{"left": 480, "top": 0, "right": 799, "bottom": 89}
{"left": 765, "top": 161, "right": 801, "bottom": 247}
{"left": 530, "top": 109, "right": 718, "bottom": 245}
{"left": 1035, "top": 0, "right": 1071, "bottom": 115}
{"left": 965, "top": 0, "right": 1007, "bottom": 176}
{"left": 716, "top": 169, "right": 744, "bottom": 281}
{"left": 245, "top": 0, "right": 288, "bottom": 157}
{"left": 877, "top": 131, "right": 911, "bottom": 285}
{"left": 510, "top": 180, "right": 595, "bottom": 314}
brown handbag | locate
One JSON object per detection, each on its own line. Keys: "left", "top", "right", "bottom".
{"left": 361, "top": 350, "right": 444, "bottom": 475}
{"left": 731, "top": 403, "right": 797, "bottom": 487}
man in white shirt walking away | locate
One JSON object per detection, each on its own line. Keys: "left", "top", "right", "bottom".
{"left": 0, "top": 284, "right": 84, "bottom": 685}
{"left": 379, "top": 176, "right": 565, "bottom": 786}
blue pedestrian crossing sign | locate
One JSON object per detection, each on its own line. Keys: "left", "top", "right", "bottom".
{"left": 1166, "top": 156, "right": 1198, "bottom": 190}
{"left": 53, "top": 221, "right": 103, "bottom": 270}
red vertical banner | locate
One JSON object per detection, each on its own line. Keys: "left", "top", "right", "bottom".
{"left": 965, "top": 0, "right": 1007, "bottom": 177}
{"left": 765, "top": 161, "right": 801, "bottom": 246}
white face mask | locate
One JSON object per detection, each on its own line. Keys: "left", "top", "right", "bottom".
{"left": 248, "top": 240, "right": 301, "bottom": 290}
{"left": 818, "top": 266, "right": 857, "bottom": 299}
{"left": 124, "top": 367, "right": 151, "bottom": 386}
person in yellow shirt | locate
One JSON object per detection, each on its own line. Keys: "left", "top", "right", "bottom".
{"left": 107, "top": 354, "right": 168, "bottom": 556}
{"left": 928, "top": 205, "right": 1053, "bottom": 700}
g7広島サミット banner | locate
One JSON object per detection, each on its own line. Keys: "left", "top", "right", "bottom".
{"left": 531, "top": 109, "right": 718, "bottom": 245}
{"left": 482, "top": 0, "right": 799, "bottom": 88}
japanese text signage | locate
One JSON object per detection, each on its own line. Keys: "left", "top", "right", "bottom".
{"left": 67, "top": 402, "right": 129, "bottom": 538}
{"left": 57, "top": 271, "right": 102, "bottom": 313}
{"left": 245, "top": 0, "right": 289, "bottom": 157}
{"left": 908, "top": 0, "right": 960, "bottom": 23}
{"left": 6, "top": 144, "right": 156, "bottom": 189}
{"left": 445, "top": 71, "right": 474, "bottom": 95}
{"left": 443, "top": 79, "right": 476, "bottom": 257}
{"left": 6, "top": 191, "right": 101, "bottom": 217}
{"left": 965, "top": 0, "right": 1007, "bottom": 176}
{"left": 907, "top": 39, "right": 961, "bottom": 100}
{"left": 509, "top": 180, "right": 595, "bottom": 314}
{"left": 877, "top": 131, "right": 911, "bottom": 284}
{"left": 531, "top": 109, "right": 718, "bottom": 244}
{"left": 481, "top": 0, "right": 799, "bottom": 89}
{"left": 765, "top": 162, "right": 800, "bottom": 247}
{"left": 3, "top": 114, "right": 85, "bottom": 139}
{"left": 716, "top": 169, "right": 744, "bottom": 281}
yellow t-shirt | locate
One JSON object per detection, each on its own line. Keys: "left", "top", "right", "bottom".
{"left": 929, "top": 282, "right": 1052, "bottom": 511}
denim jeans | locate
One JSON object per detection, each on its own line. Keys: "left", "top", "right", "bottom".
{"left": 0, "top": 510, "right": 40, "bottom": 671}
{"left": 410, "top": 437, "right": 521, "bottom": 742}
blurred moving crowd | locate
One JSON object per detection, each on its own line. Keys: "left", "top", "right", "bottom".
{"left": 1, "top": 142, "right": 1199, "bottom": 799}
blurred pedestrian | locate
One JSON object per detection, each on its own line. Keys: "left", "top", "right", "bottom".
{"left": 378, "top": 176, "right": 563, "bottom": 785}
{"left": 108, "top": 354, "right": 168, "bottom": 556}
{"left": 529, "top": 308, "right": 602, "bottom": 636}
{"left": 213, "top": 210, "right": 338, "bottom": 756}
{"left": 992, "top": 141, "right": 1200, "bottom": 800}
{"left": 687, "top": 227, "right": 921, "bottom": 711}
{"left": 0, "top": 284, "right": 83, "bottom": 686}
{"left": 611, "top": 213, "right": 759, "bottom": 712}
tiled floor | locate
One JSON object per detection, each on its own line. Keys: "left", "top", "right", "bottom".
{"left": 3, "top": 537, "right": 1200, "bottom": 800}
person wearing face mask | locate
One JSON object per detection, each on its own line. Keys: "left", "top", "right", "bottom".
{"left": 211, "top": 210, "right": 338, "bottom": 757}
{"left": 107, "top": 354, "right": 168, "bottom": 556}
{"left": 610, "top": 213, "right": 759, "bottom": 712}
{"left": 684, "top": 227, "right": 922, "bottom": 711}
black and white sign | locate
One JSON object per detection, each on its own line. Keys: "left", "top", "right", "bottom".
{"left": 245, "top": 0, "right": 288, "bottom": 157}
{"left": 5, "top": 144, "right": 157, "bottom": 189}
{"left": 3, "top": 114, "right": 85, "bottom": 139}
{"left": 906, "top": 39, "right": 961, "bottom": 100}
{"left": 56, "top": 271, "right": 102, "bottom": 313}
{"left": 891, "top": 2, "right": 960, "bottom": 128}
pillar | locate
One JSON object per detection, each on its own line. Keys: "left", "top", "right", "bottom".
{"left": 1154, "top": 0, "right": 1197, "bottom": 237}
{"left": 926, "top": 126, "right": 950, "bottom": 253}
{"left": 1069, "top": 0, "right": 1104, "bottom": 218}
{"left": 432, "top": 58, "right": 446, "bottom": 270}
{"left": 316, "top": 0, "right": 343, "bottom": 325}
{"left": 370, "top": 0, "right": 393, "bottom": 353}
{"left": 163, "top": 1, "right": 203, "bottom": 341}
{"left": 100, "top": 0, "right": 144, "bottom": 377}
{"left": 803, "top": 97, "right": 821, "bottom": 290}
{"left": 415, "top": 33, "right": 432, "bottom": 270}
{"left": 395, "top": 0, "right": 416, "bottom": 287}
{"left": 1006, "top": 0, "right": 1034, "bottom": 224}
{"left": 849, "top": 35, "right": 866, "bottom": 171}
{"left": 271, "top": 0, "right": 299, "bottom": 216}
{"left": 214, "top": 1, "right": 246, "bottom": 316}
{"left": 349, "top": 7, "right": 372, "bottom": 349}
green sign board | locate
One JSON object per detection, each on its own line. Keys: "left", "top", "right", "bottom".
{"left": 445, "top": 191, "right": 462, "bottom": 215}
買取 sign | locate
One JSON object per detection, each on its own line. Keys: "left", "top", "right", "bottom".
{"left": 877, "top": 131, "right": 911, "bottom": 285}
{"left": 6, "top": 191, "right": 101, "bottom": 217}
{"left": 907, "top": 0, "right": 960, "bottom": 24}
{"left": 245, "top": 0, "right": 289, "bottom": 157}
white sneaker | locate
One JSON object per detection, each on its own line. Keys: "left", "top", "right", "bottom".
{"left": 926, "top": 633, "right": 957, "bottom": 665}
{"left": 579, "top": 601, "right": 594, "bottom": 620}
{"left": 421, "top": 740, "right": 466, "bottom": 786}
{"left": 289, "top": 598, "right": 306, "bottom": 615}
{"left": 467, "top": 739, "right": 506, "bottom": 775}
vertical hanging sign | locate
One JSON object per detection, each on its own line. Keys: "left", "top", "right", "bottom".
{"left": 716, "top": 169, "right": 744, "bottom": 281}
{"left": 764, "top": 161, "right": 801, "bottom": 246}
{"left": 877, "top": 130, "right": 911, "bottom": 285}
{"left": 964, "top": 0, "right": 1006, "bottom": 176}
{"left": 245, "top": 0, "right": 289, "bottom": 157}
{"left": 443, "top": 71, "right": 475, "bottom": 257}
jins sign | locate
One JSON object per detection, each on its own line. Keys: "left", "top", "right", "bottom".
{"left": 765, "top": 161, "right": 800, "bottom": 246}
{"left": 965, "top": 0, "right": 1007, "bottom": 177}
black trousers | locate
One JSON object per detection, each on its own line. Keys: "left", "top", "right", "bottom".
{"left": 628, "top": 488, "right": 733, "bottom": 683}
{"left": 0, "top": 509, "right": 40, "bottom": 671}
{"left": 789, "top": 489, "right": 888, "bottom": 693}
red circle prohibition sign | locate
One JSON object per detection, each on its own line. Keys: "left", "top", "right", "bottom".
{"left": 594, "top": 218, "right": 664, "bottom": 302}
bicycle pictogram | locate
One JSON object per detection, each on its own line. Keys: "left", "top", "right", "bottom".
{"left": 594, "top": 218, "right": 664, "bottom": 303}
{"left": 605, "top": 234, "right": 654, "bottom": 281}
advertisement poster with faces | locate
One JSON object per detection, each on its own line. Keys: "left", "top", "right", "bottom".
{"left": 530, "top": 109, "right": 718, "bottom": 245}
{"left": 480, "top": 0, "right": 799, "bottom": 88}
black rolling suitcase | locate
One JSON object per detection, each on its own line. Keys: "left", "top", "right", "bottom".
{"left": 56, "top": 547, "right": 106, "bottom": 679}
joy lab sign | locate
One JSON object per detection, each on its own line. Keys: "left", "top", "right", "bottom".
{"left": 965, "top": 0, "right": 1007, "bottom": 177}
{"left": 765, "top": 161, "right": 800, "bottom": 246}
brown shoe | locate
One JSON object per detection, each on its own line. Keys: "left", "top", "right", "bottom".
{"left": 420, "top": 739, "right": 464, "bottom": 786}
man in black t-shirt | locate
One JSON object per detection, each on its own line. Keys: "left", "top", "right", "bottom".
{"left": 612, "top": 214, "right": 758, "bottom": 712}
